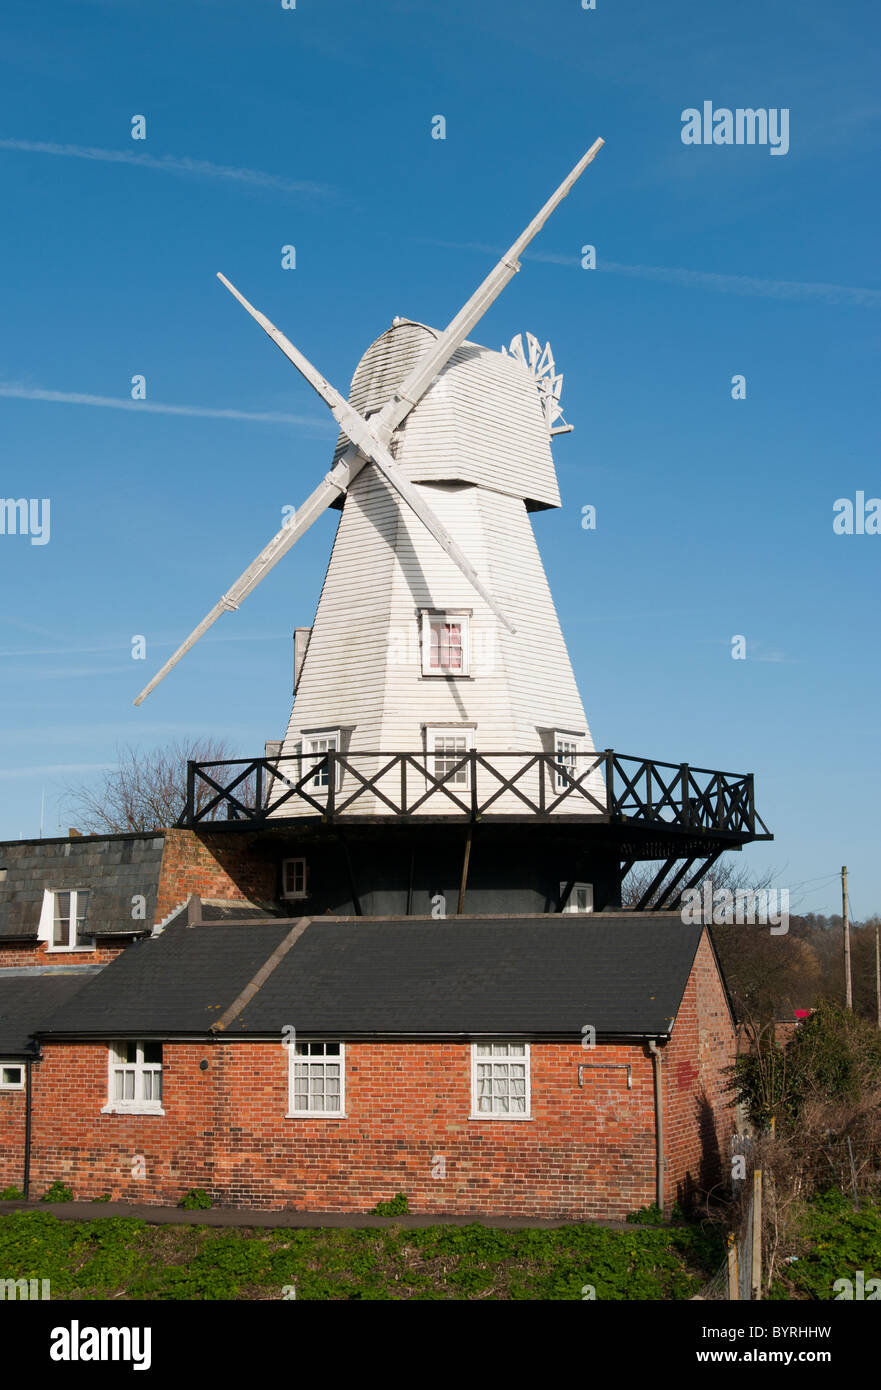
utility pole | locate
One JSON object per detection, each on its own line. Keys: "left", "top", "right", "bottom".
{"left": 842, "top": 865, "right": 853, "bottom": 1010}
{"left": 875, "top": 920, "right": 880, "bottom": 1029}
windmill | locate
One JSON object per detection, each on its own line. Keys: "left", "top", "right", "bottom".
{"left": 136, "top": 137, "right": 771, "bottom": 916}
{"left": 134, "top": 137, "right": 604, "bottom": 710}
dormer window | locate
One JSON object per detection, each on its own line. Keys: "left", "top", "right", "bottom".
{"left": 554, "top": 733, "right": 583, "bottom": 791}
{"left": 49, "top": 890, "right": 92, "bottom": 951}
{"left": 425, "top": 726, "right": 474, "bottom": 789}
{"left": 304, "top": 731, "right": 339, "bottom": 789}
{"left": 421, "top": 611, "right": 471, "bottom": 676}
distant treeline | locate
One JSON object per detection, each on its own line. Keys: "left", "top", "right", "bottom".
{"left": 710, "top": 912, "right": 880, "bottom": 1024}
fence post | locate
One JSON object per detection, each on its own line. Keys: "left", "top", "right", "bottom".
{"left": 185, "top": 761, "right": 195, "bottom": 824}
{"left": 604, "top": 749, "right": 614, "bottom": 817}
{"left": 326, "top": 753, "right": 335, "bottom": 819}
{"left": 751, "top": 1169, "right": 763, "bottom": 1299}
{"left": 727, "top": 1239, "right": 739, "bottom": 1300}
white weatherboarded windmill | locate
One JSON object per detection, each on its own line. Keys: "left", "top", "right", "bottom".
{"left": 137, "top": 140, "right": 606, "bottom": 818}
{"left": 136, "top": 137, "right": 770, "bottom": 916}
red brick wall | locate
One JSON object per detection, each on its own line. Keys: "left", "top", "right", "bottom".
{"left": 0, "top": 941, "right": 127, "bottom": 969}
{"left": 27, "top": 1039, "right": 661, "bottom": 1218}
{"left": 662, "top": 929, "right": 737, "bottom": 1212}
{"left": 154, "top": 829, "right": 277, "bottom": 922}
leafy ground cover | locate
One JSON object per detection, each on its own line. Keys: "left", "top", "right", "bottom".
{"left": 0, "top": 1210, "right": 723, "bottom": 1300}
{"left": 770, "top": 1191, "right": 881, "bottom": 1300}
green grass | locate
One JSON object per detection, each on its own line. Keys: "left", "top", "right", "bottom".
{"left": 0, "top": 1211, "right": 724, "bottom": 1300}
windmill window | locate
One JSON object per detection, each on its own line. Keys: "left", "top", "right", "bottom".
{"left": 425, "top": 727, "right": 473, "bottom": 789}
{"left": 0, "top": 1064, "right": 24, "bottom": 1090}
{"left": 554, "top": 735, "right": 583, "bottom": 791}
{"left": 305, "top": 731, "right": 339, "bottom": 789}
{"left": 421, "top": 612, "right": 471, "bottom": 676}
{"left": 288, "top": 1041, "right": 345, "bottom": 1117}
{"left": 102, "top": 1041, "right": 164, "bottom": 1114}
{"left": 282, "top": 857, "right": 308, "bottom": 899}
{"left": 561, "top": 882, "right": 594, "bottom": 914}
{"left": 471, "top": 1042, "right": 531, "bottom": 1119}
{"left": 48, "top": 890, "right": 93, "bottom": 951}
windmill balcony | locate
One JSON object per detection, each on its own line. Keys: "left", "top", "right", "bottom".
{"left": 179, "top": 748, "right": 771, "bottom": 847}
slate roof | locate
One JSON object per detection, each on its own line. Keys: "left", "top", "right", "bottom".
{"left": 0, "top": 834, "right": 165, "bottom": 940}
{"left": 38, "top": 914, "right": 705, "bottom": 1040}
{"left": 0, "top": 970, "right": 103, "bottom": 1056}
{"left": 157, "top": 899, "right": 281, "bottom": 931}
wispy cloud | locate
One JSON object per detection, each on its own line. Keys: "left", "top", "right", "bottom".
{"left": 0, "top": 136, "right": 335, "bottom": 200}
{"left": 0, "top": 384, "right": 333, "bottom": 429}
{"left": 0, "top": 633, "right": 290, "bottom": 658}
{"left": 422, "top": 239, "right": 881, "bottom": 308}
{"left": 0, "top": 762, "right": 117, "bottom": 779}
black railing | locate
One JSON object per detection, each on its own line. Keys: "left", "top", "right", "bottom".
{"left": 178, "top": 749, "right": 771, "bottom": 839}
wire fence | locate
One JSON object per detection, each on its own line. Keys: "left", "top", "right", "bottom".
{"left": 698, "top": 1137, "right": 760, "bottom": 1300}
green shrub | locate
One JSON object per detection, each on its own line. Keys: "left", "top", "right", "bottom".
{"left": 40, "top": 1181, "right": 73, "bottom": 1203}
{"left": 178, "top": 1188, "right": 212, "bottom": 1210}
{"left": 0, "top": 1186, "right": 23, "bottom": 1201}
{"left": 626, "top": 1203, "right": 664, "bottom": 1224}
{"left": 370, "top": 1193, "right": 409, "bottom": 1216}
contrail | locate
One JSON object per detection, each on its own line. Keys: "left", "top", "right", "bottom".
{"left": 0, "top": 384, "right": 333, "bottom": 428}
{"left": 422, "top": 239, "right": 881, "bottom": 308}
{"left": 0, "top": 136, "right": 334, "bottom": 199}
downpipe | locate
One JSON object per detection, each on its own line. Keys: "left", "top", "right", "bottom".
{"left": 648, "top": 1040, "right": 664, "bottom": 1213}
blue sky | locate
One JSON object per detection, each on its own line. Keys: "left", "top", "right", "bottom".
{"left": 1, "top": 0, "right": 878, "bottom": 916}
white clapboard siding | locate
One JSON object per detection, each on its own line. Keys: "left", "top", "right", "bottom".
{"left": 331, "top": 321, "right": 560, "bottom": 511}
{"left": 271, "top": 321, "right": 605, "bottom": 819}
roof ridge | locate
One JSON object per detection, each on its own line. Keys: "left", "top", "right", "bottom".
{"left": 210, "top": 918, "right": 311, "bottom": 1033}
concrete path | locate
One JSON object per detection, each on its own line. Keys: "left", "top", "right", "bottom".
{"left": 0, "top": 1198, "right": 645, "bottom": 1231}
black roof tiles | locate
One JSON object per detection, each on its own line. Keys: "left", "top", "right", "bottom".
{"left": 37, "top": 914, "right": 705, "bottom": 1041}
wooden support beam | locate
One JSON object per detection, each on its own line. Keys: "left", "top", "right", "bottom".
{"left": 679, "top": 847, "right": 725, "bottom": 900}
{"left": 635, "top": 857, "right": 677, "bottom": 912}
{"left": 652, "top": 857, "right": 697, "bottom": 911}
{"left": 557, "top": 878, "right": 576, "bottom": 913}
{"left": 338, "top": 834, "right": 362, "bottom": 917}
{"left": 457, "top": 826, "right": 473, "bottom": 915}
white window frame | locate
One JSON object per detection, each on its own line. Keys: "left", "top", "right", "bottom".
{"left": 41, "top": 889, "right": 94, "bottom": 953}
{"left": 425, "top": 726, "right": 474, "bottom": 791}
{"left": 303, "top": 730, "right": 340, "bottom": 792}
{"left": 282, "top": 857, "right": 308, "bottom": 900}
{"left": 554, "top": 732, "right": 584, "bottom": 792}
{"left": 420, "top": 610, "right": 471, "bottom": 677}
{"left": 0, "top": 1062, "right": 25, "bottom": 1090}
{"left": 561, "top": 882, "right": 594, "bottom": 914}
{"left": 287, "top": 1041, "right": 346, "bottom": 1118}
{"left": 470, "top": 1042, "right": 531, "bottom": 1121}
{"left": 101, "top": 1041, "right": 165, "bottom": 1116}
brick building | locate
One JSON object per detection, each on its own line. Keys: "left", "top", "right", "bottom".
{"left": 0, "top": 828, "right": 738, "bottom": 1218}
